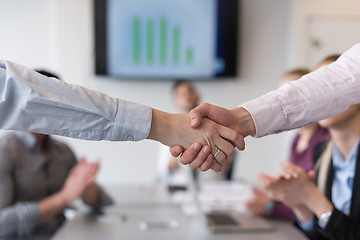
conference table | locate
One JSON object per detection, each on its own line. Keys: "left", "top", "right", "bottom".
{"left": 52, "top": 184, "right": 306, "bottom": 240}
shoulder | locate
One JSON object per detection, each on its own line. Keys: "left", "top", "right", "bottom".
{"left": 49, "top": 137, "right": 74, "bottom": 153}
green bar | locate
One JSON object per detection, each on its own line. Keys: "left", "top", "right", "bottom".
{"left": 186, "top": 47, "right": 193, "bottom": 65}
{"left": 159, "top": 18, "right": 167, "bottom": 63}
{"left": 132, "top": 17, "right": 141, "bottom": 63}
{"left": 146, "top": 19, "right": 154, "bottom": 63}
{"left": 172, "top": 26, "right": 180, "bottom": 63}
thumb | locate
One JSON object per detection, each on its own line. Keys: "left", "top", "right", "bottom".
{"left": 189, "top": 103, "right": 213, "bottom": 128}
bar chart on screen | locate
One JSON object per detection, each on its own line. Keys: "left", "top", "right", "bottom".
{"left": 106, "top": 0, "right": 217, "bottom": 78}
{"left": 131, "top": 17, "right": 193, "bottom": 65}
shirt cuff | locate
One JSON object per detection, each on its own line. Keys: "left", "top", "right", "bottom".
{"left": 111, "top": 99, "right": 152, "bottom": 141}
{"left": 16, "top": 202, "right": 40, "bottom": 237}
{"left": 241, "top": 91, "right": 286, "bottom": 137}
{"left": 297, "top": 216, "right": 315, "bottom": 232}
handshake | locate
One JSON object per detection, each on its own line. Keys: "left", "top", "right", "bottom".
{"left": 147, "top": 103, "right": 256, "bottom": 172}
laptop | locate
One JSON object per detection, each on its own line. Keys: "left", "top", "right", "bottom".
{"left": 185, "top": 167, "right": 273, "bottom": 233}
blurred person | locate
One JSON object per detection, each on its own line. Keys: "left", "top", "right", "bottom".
{"left": 0, "top": 71, "right": 113, "bottom": 240}
{"left": 158, "top": 80, "right": 234, "bottom": 189}
{"left": 246, "top": 61, "right": 337, "bottom": 219}
{"left": 258, "top": 95, "right": 360, "bottom": 239}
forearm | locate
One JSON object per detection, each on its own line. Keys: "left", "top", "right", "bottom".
{"left": 0, "top": 60, "right": 152, "bottom": 141}
{"left": 241, "top": 43, "right": 360, "bottom": 137}
{"left": 38, "top": 191, "right": 69, "bottom": 225}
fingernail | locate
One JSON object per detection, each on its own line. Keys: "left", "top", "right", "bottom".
{"left": 191, "top": 118, "right": 197, "bottom": 125}
{"left": 175, "top": 147, "right": 181, "bottom": 155}
{"left": 203, "top": 146, "right": 210, "bottom": 154}
{"left": 194, "top": 143, "right": 200, "bottom": 151}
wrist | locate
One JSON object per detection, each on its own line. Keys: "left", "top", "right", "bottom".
{"left": 305, "top": 185, "right": 333, "bottom": 218}
{"left": 147, "top": 109, "right": 173, "bottom": 145}
{"left": 293, "top": 205, "right": 313, "bottom": 223}
{"left": 58, "top": 190, "right": 72, "bottom": 207}
{"left": 231, "top": 107, "right": 256, "bottom": 137}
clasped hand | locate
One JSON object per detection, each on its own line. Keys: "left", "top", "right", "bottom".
{"left": 161, "top": 103, "right": 256, "bottom": 172}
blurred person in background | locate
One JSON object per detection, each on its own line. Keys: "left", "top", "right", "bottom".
{"left": 158, "top": 80, "right": 235, "bottom": 190}
{"left": 0, "top": 70, "right": 112, "bottom": 240}
{"left": 246, "top": 56, "right": 341, "bottom": 220}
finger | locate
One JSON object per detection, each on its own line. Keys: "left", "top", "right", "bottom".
{"left": 258, "top": 173, "right": 277, "bottom": 188}
{"left": 211, "top": 160, "right": 222, "bottom": 172}
{"left": 218, "top": 125, "right": 245, "bottom": 151}
{"left": 79, "top": 156, "right": 87, "bottom": 164}
{"left": 307, "top": 170, "right": 316, "bottom": 180}
{"left": 199, "top": 154, "right": 215, "bottom": 172}
{"left": 281, "top": 164, "right": 301, "bottom": 179}
{"left": 282, "top": 162, "right": 303, "bottom": 173}
{"left": 212, "top": 147, "right": 226, "bottom": 165}
{"left": 179, "top": 143, "right": 209, "bottom": 165}
{"left": 189, "top": 145, "right": 212, "bottom": 169}
{"left": 95, "top": 158, "right": 101, "bottom": 165}
{"left": 279, "top": 169, "right": 293, "bottom": 180}
{"left": 212, "top": 138, "right": 234, "bottom": 163}
{"left": 170, "top": 145, "right": 184, "bottom": 157}
{"left": 189, "top": 103, "right": 213, "bottom": 128}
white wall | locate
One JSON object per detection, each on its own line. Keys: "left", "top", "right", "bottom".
{"left": 0, "top": 0, "right": 296, "bottom": 185}
{"left": 291, "top": 0, "right": 360, "bottom": 67}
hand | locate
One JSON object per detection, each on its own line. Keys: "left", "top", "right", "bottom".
{"left": 246, "top": 188, "right": 271, "bottom": 216}
{"left": 147, "top": 109, "right": 245, "bottom": 171}
{"left": 258, "top": 163, "right": 315, "bottom": 208}
{"left": 190, "top": 103, "right": 256, "bottom": 137}
{"left": 60, "top": 158, "right": 99, "bottom": 204}
{"left": 170, "top": 104, "right": 254, "bottom": 171}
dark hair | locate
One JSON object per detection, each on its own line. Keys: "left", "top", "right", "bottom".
{"left": 283, "top": 68, "right": 310, "bottom": 78}
{"left": 319, "top": 54, "right": 341, "bottom": 64}
{"left": 34, "top": 69, "right": 61, "bottom": 80}
{"left": 172, "top": 79, "right": 196, "bottom": 92}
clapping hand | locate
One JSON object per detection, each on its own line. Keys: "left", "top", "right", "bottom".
{"left": 257, "top": 162, "right": 315, "bottom": 208}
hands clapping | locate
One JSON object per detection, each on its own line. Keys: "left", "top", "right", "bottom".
{"left": 257, "top": 162, "right": 316, "bottom": 208}
{"left": 60, "top": 158, "right": 99, "bottom": 205}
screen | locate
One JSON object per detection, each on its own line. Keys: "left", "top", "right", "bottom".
{"left": 94, "top": 0, "right": 239, "bottom": 79}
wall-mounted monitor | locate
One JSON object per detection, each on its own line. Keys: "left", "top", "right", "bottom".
{"left": 94, "top": 0, "right": 239, "bottom": 79}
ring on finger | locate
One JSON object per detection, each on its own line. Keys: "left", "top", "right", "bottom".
{"left": 213, "top": 149, "right": 221, "bottom": 158}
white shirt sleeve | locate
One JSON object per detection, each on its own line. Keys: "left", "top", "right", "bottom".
{"left": 0, "top": 60, "right": 152, "bottom": 141}
{"left": 242, "top": 43, "right": 360, "bottom": 137}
